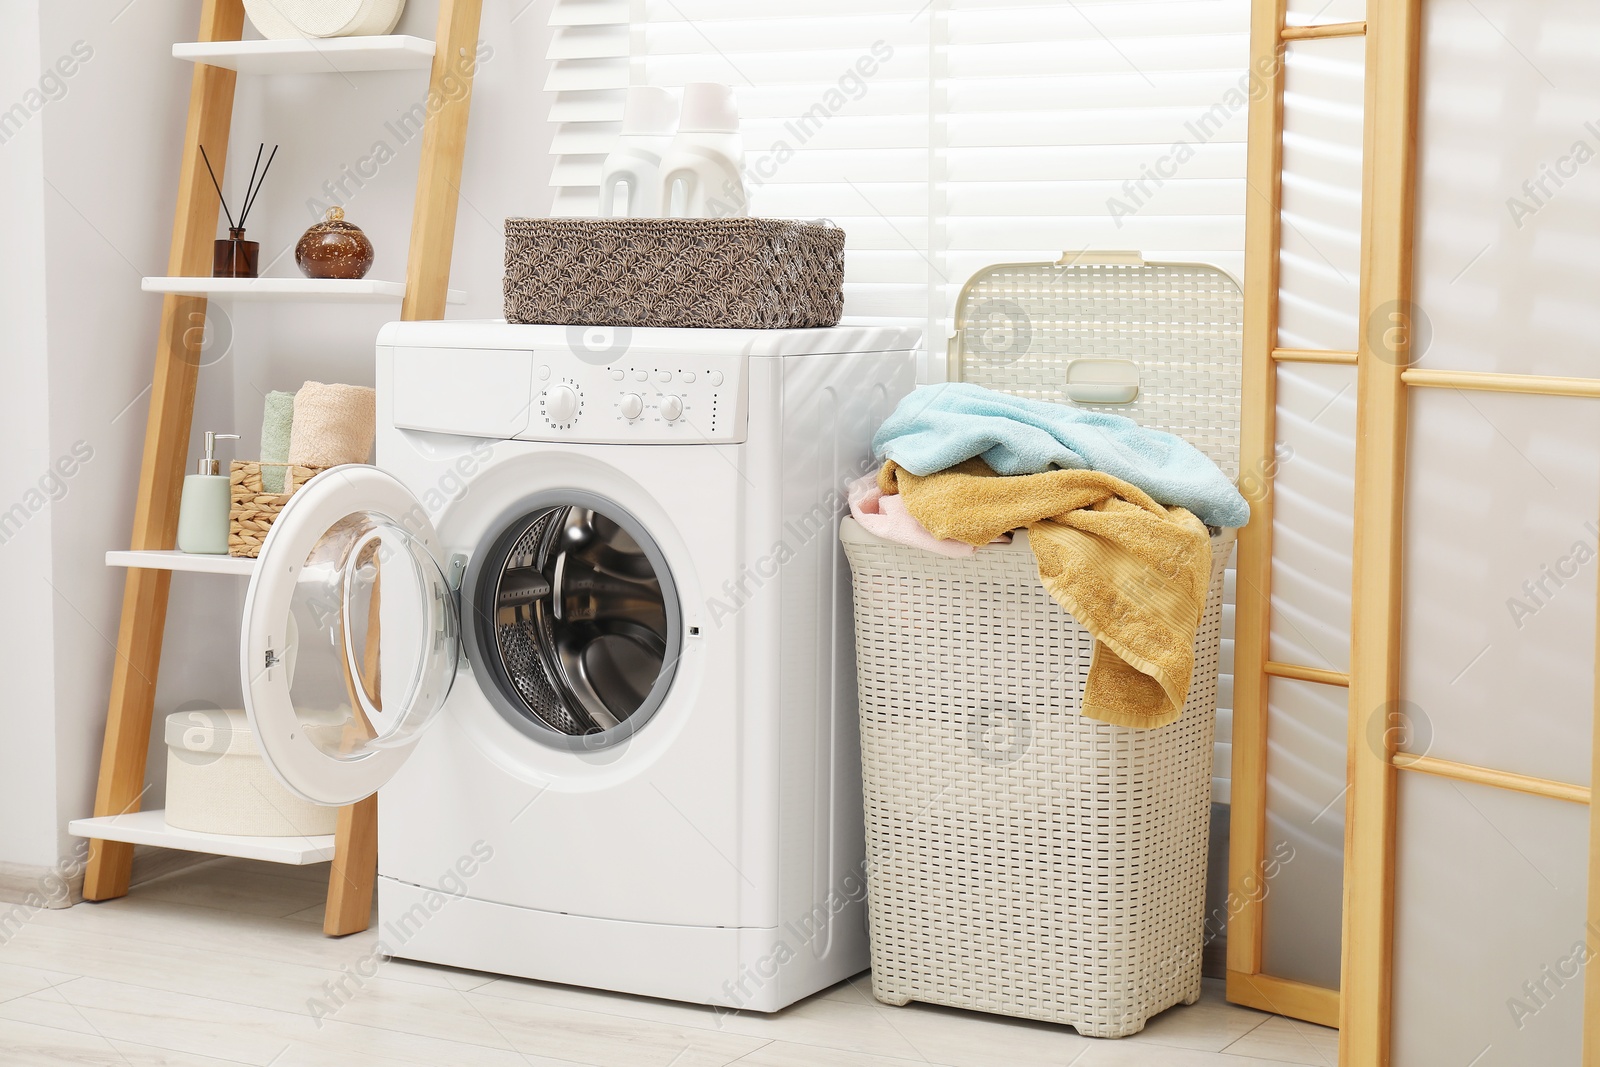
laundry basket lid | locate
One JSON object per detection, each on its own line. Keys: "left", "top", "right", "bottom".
{"left": 948, "top": 251, "right": 1242, "bottom": 480}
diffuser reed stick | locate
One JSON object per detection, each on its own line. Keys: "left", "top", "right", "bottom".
{"left": 200, "top": 142, "right": 278, "bottom": 232}
{"left": 204, "top": 142, "right": 278, "bottom": 279}
{"left": 199, "top": 145, "right": 235, "bottom": 230}
{"left": 238, "top": 144, "right": 278, "bottom": 229}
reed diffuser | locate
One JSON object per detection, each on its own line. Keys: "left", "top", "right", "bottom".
{"left": 204, "top": 142, "right": 277, "bottom": 279}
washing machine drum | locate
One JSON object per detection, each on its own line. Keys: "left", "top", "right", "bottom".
{"left": 470, "top": 500, "right": 680, "bottom": 745}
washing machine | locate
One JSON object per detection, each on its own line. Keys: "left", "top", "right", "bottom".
{"left": 237, "top": 320, "right": 918, "bottom": 1011}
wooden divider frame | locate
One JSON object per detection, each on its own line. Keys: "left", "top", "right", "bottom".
{"left": 82, "top": 0, "right": 483, "bottom": 937}
{"left": 1338, "top": 0, "right": 1419, "bottom": 1060}
{"left": 1338, "top": 0, "right": 1600, "bottom": 1063}
{"left": 1226, "top": 0, "right": 1364, "bottom": 1031}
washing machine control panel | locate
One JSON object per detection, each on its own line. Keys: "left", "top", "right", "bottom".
{"left": 518, "top": 349, "right": 747, "bottom": 444}
{"left": 385, "top": 340, "right": 751, "bottom": 445}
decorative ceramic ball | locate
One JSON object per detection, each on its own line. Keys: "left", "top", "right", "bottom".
{"left": 295, "top": 208, "right": 375, "bottom": 280}
{"left": 243, "top": 0, "right": 405, "bottom": 40}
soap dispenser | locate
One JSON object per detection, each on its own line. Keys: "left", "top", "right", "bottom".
{"left": 177, "top": 431, "right": 240, "bottom": 555}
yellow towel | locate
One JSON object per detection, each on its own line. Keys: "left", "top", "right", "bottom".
{"left": 880, "top": 458, "right": 1212, "bottom": 729}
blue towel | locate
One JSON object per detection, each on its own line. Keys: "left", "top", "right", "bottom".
{"left": 873, "top": 383, "right": 1250, "bottom": 529}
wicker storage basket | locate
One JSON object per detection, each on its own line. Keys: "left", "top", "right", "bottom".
{"left": 845, "top": 251, "right": 1243, "bottom": 1037}
{"left": 229, "top": 461, "right": 326, "bottom": 558}
{"left": 503, "top": 217, "right": 844, "bottom": 329}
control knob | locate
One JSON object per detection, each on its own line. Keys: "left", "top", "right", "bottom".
{"left": 619, "top": 392, "right": 644, "bottom": 420}
{"left": 659, "top": 395, "right": 684, "bottom": 422}
{"left": 544, "top": 384, "right": 579, "bottom": 425}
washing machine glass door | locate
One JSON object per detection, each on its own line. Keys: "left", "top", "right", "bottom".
{"left": 241, "top": 466, "right": 459, "bottom": 807}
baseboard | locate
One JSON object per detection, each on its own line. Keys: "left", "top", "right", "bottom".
{"left": 1203, "top": 934, "right": 1228, "bottom": 979}
{"left": 0, "top": 846, "right": 216, "bottom": 909}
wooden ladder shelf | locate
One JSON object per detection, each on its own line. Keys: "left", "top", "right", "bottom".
{"left": 76, "top": 0, "right": 483, "bottom": 936}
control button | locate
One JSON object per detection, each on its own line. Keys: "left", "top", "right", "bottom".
{"left": 655, "top": 370, "right": 672, "bottom": 383}
{"left": 608, "top": 369, "right": 625, "bottom": 381}
{"left": 545, "top": 384, "right": 579, "bottom": 424}
{"left": 632, "top": 369, "right": 648, "bottom": 382}
{"left": 659, "top": 395, "right": 684, "bottom": 422}
{"left": 619, "top": 393, "right": 644, "bottom": 420}
{"left": 680, "top": 371, "right": 696, "bottom": 383}
{"left": 538, "top": 365, "right": 551, "bottom": 381}
{"left": 707, "top": 370, "right": 724, "bottom": 386}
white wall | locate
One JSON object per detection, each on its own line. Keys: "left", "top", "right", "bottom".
{"left": 0, "top": 0, "right": 559, "bottom": 872}
{"left": 0, "top": 0, "right": 60, "bottom": 869}
{"left": 38, "top": 0, "right": 227, "bottom": 873}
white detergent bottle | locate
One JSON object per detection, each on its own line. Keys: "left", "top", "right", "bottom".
{"left": 599, "top": 86, "right": 679, "bottom": 217}
{"left": 660, "top": 82, "right": 747, "bottom": 218}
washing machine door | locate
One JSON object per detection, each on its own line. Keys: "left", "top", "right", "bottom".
{"left": 240, "top": 465, "right": 459, "bottom": 807}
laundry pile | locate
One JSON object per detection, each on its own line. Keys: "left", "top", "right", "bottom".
{"left": 849, "top": 383, "right": 1250, "bottom": 729}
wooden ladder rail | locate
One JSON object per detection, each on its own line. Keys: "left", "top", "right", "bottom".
{"left": 83, "top": 0, "right": 245, "bottom": 908}
{"left": 82, "top": 0, "right": 484, "bottom": 938}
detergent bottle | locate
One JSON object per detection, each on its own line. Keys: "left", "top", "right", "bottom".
{"left": 598, "top": 86, "right": 679, "bottom": 217}
{"left": 659, "top": 82, "right": 747, "bottom": 218}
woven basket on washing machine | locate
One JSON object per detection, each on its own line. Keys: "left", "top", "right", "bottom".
{"left": 844, "top": 251, "right": 1242, "bottom": 1038}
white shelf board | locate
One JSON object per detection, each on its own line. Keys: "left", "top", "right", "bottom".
{"left": 106, "top": 549, "right": 256, "bottom": 576}
{"left": 142, "top": 277, "right": 465, "bottom": 304}
{"left": 69, "top": 810, "right": 335, "bottom": 865}
{"left": 173, "top": 35, "right": 436, "bottom": 75}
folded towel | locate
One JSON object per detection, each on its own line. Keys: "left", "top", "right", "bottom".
{"left": 259, "top": 390, "right": 295, "bottom": 492}
{"left": 288, "top": 382, "right": 376, "bottom": 468}
{"left": 873, "top": 383, "right": 1250, "bottom": 529}
{"left": 882, "top": 458, "right": 1212, "bottom": 729}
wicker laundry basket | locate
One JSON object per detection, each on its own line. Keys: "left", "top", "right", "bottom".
{"left": 844, "top": 251, "right": 1243, "bottom": 1038}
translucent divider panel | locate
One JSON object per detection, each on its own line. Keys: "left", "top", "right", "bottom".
{"left": 1269, "top": 363, "right": 1356, "bottom": 674}
{"left": 1260, "top": 676, "right": 1347, "bottom": 989}
{"left": 1403, "top": 389, "right": 1600, "bottom": 787}
{"left": 1285, "top": 0, "right": 1364, "bottom": 26}
{"left": 1277, "top": 36, "right": 1365, "bottom": 352}
{"left": 1414, "top": 0, "right": 1600, "bottom": 378}
{"left": 1216, "top": 565, "right": 1237, "bottom": 803}
{"left": 1392, "top": 772, "right": 1587, "bottom": 1065}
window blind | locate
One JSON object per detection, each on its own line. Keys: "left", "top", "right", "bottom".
{"left": 544, "top": 0, "right": 1250, "bottom": 799}
{"left": 544, "top": 0, "right": 630, "bottom": 216}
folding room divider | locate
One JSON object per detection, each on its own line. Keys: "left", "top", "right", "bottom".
{"left": 1239, "top": 0, "right": 1600, "bottom": 1061}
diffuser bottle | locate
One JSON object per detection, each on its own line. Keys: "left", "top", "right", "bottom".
{"left": 599, "top": 86, "right": 679, "bottom": 218}
{"left": 177, "top": 431, "right": 240, "bottom": 555}
{"left": 659, "top": 83, "right": 747, "bottom": 218}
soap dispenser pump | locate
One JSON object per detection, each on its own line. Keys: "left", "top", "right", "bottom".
{"left": 177, "top": 431, "right": 240, "bottom": 555}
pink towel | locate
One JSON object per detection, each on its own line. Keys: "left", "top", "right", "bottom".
{"left": 848, "top": 474, "right": 985, "bottom": 558}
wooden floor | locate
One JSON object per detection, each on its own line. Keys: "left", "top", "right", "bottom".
{"left": 0, "top": 857, "right": 1338, "bottom": 1066}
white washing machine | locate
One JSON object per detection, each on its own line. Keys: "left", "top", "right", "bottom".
{"left": 238, "top": 320, "right": 917, "bottom": 1011}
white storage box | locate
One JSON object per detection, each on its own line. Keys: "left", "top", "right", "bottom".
{"left": 165, "top": 709, "right": 338, "bottom": 837}
{"left": 845, "top": 252, "right": 1243, "bottom": 1037}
